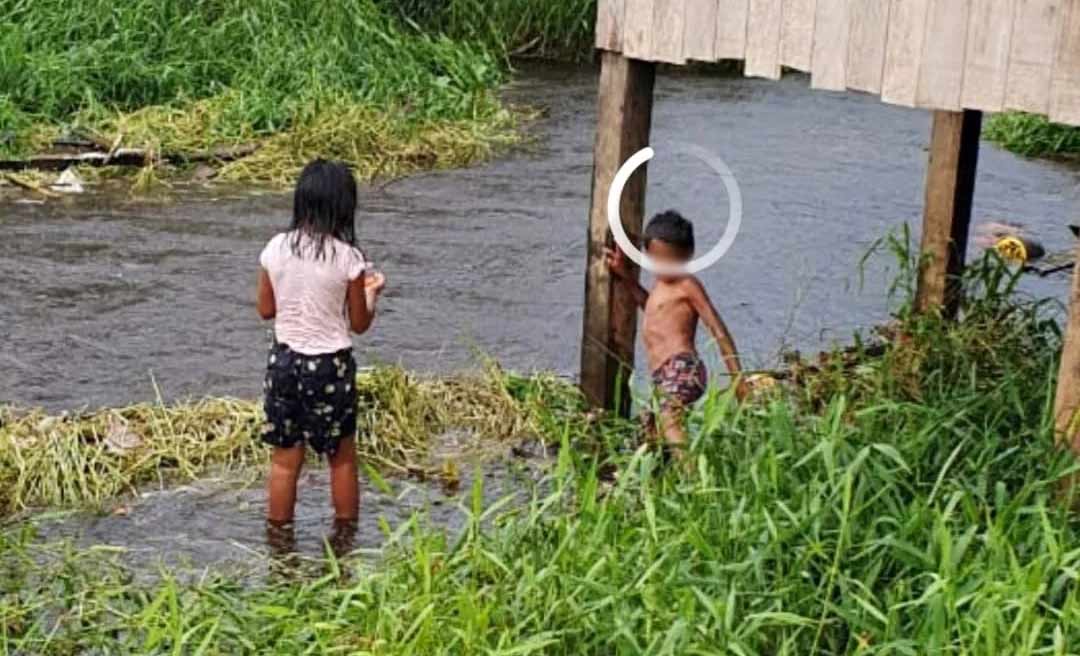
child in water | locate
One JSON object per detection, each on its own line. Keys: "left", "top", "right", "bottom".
{"left": 606, "top": 210, "right": 743, "bottom": 461}
{"left": 256, "top": 160, "right": 385, "bottom": 547}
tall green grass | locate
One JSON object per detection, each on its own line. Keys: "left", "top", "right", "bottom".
{"left": 0, "top": 0, "right": 515, "bottom": 182}
{"left": 4, "top": 254, "right": 1080, "bottom": 653}
{"left": 985, "top": 112, "right": 1080, "bottom": 159}
{"left": 383, "top": 0, "right": 599, "bottom": 61}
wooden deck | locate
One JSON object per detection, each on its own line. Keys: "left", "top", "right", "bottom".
{"left": 596, "top": 0, "right": 1080, "bottom": 126}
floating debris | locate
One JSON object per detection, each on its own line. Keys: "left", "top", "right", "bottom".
{"left": 50, "top": 168, "right": 85, "bottom": 194}
{"left": 104, "top": 417, "right": 144, "bottom": 456}
{"left": 3, "top": 172, "right": 59, "bottom": 198}
{"left": 192, "top": 163, "right": 217, "bottom": 182}
{"left": 994, "top": 235, "right": 1046, "bottom": 264}
{"left": 0, "top": 367, "right": 578, "bottom": 517}
{"left": 742, "top": 373, "right": 780, "bottom": 401}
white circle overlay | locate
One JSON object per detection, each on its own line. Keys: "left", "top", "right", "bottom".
{"left": 606, "top": 144, "right": 743, "bottom": 276}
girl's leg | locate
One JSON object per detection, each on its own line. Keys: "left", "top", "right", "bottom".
{"left": 328, "top": 437, "right": 359, "bottom": 521}
{"left": 268, "top": 445, "right": 306, "bottom": 523}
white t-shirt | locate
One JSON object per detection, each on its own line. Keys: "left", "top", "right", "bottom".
{"left": 259, "top": 231, "right": 367, "bottom": 355}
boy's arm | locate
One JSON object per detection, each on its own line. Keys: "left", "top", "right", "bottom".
{"left": 605, "top": 247, "right": 649, "bottom": 309}
{"left": 256, "top": 268, "right": 276, "bottom": 320}
{"left": 686, "top": 279, "right": 742, "bottom": 377}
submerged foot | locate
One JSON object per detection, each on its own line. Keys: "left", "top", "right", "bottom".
{"left": 266, "top": 519, "right": 301, "bottom": 578}
{"left": 328, "top": 518, "right": 358, "bottom": 559}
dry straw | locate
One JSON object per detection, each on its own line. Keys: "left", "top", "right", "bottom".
{"left": 0, "top": 366, "right": 575, "bottom": 517}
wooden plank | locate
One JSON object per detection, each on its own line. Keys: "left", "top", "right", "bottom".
{"left": 1054, "top": 240, "right": 1080, "bottom": 455}
{"left": 915, "top": 110, "right": 982, "bottom": 317}
{"left": 1050, "top": 0, "right": 1080, "bottom": 125}
{"left": 652, "top": 0, "right": 688, "bottom": 63}
{"left": 781, "top": 0, "right": 817, "bottom": 71}
{"left": 1005, "top": 0, "right": 1063, "bottom": 114}
{"left": 684, "top": 0, "right": 720, "bottom": 61}
{"left": 746, "top": 0, "right": 784, "bottom": 78}
{"left": 0, "top": 144, "right": 260, "bottom": 172}
{"left": 596, "top": 0, "right": 626, "bottom": 52}
{"left": 715, "top": 0, "right": 751, "bottom": 59}
{"left": 916, "top": 0, "right": 971, "bottom": 110}
{"left": 581, "top": 52, "right": 656, "bottom": 414}
{"left": 811, "top": 0, "right": 850, "bottom": 91}
{"left": 846, "top": 0, "right": 891, "bottom": 94}
{"left": 961, "top": 0, "right": 1016, "bottom": 111}
{"left": 881, "top": 0, "right": 930, "bottom": 106}
{"left": 622, "top": 0, "right": 656, "bottom": 60}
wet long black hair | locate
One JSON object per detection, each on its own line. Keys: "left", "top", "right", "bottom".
{"left": 289, "top": 159, "right": 358, "bottom": 260}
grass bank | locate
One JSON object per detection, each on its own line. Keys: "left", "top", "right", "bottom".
{"left": 5, "top": 253, "right": 1080, "bottom": 653}
{"left": 0, "top": 366, "right": 574, "bottom": 518}
{"left": 0, "top": 0, "right": 520, "bottom": 187}
{"left": 985, "top": 112, "right": 1080, "bottom": 160}
{"left": 382, "top": 0, "right": 599, "bottom": 61}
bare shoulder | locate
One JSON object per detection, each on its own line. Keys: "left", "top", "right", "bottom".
{"left": 678, "top": 276, "right": 709, "bottom": 300}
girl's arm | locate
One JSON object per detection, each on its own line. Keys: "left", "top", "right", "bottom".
{"left": 605, "top": 247, "right": 649, "bottom": 309}
{"left": 347, "top": 271, "right": 386, "bottom": 335}
{"left": 686, "top": 279, "right": 742, "bottom": 377}
{"left": 256, "top": 268, "right": 276, "bottom": 320}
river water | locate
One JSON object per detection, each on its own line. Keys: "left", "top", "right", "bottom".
{"left": 32, "top": 442, "right": 551, "bottom": 579}
{"left": 6, "top": 63, "right": 1080, "bottom": 569}
{"left": 3, "top": 63, "right": 1079, "bottom": 412}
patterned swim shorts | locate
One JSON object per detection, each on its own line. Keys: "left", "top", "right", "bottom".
{"left": 651, "top": 352, "right": 708, "bottom": 412}
{"left": 261, "top": 342, "right": 358, "bottom": 456}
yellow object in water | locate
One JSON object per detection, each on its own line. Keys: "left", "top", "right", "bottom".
{"left": 995, "top": 236, "right": 1029, "bottom": 264}
{"left": 746, "top": 374, "right": 778, "bottom": 389}
{"left": 744, "top": 374, "right": 779, "bottom": 398}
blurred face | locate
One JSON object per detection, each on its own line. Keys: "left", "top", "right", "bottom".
{"left": 645, "top": 239, "right": 693, "bottom": 281}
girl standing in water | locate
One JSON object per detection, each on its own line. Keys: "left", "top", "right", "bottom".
{"left": 255, "top": 159, "right": 385, "bottom": 547}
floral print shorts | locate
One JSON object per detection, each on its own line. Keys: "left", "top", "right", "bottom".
{"left": 262, "top": 343, "right": 357, "bottom": 456}
{"left": 652, "top": 352, "right": 708, "bottom": 412}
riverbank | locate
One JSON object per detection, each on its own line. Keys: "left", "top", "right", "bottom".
{"left": 6, "top": 0, "right": 1079, "bottom": 196}
{"left": 0, "top": 0, "right": 528, "bottom": 189}
{"left": 985, "top": 112, "right": 1080, "bottom": 161}
{"left": 0, "top": 366, "right": 576, "bottom": 518}
{"left": 378, "top": 0, "right": 598, "bottom": 62}
{"left": 4, "top": 257, "right": 1079, "bottom": 653}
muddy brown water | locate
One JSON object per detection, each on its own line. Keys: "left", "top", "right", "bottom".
{"left": 30, "top": 438, "right": 552, "bottom": 580}
{"left": 5, "top": 63, "right": 1080, "bottom": 568}
{"left": 3, "top": 64, "right": 1079, "bottom": 411}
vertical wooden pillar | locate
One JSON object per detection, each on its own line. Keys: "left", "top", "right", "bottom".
{"left": 915, "top": 109, "right": 982, "bottom": 317}
{"left": 580, "top": 51, "right": 656, "bottom": 414}
{"left": 1054, "top": 242, "right": 1080, "bottom": 455}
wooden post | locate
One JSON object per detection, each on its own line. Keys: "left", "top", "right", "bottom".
{"left": 915, "top": 109, "right": 982, "bottom": 317}
{"left": 580, "top": 51, "right": 656, "bottom": 414}
{"left": 1055, "top": 242, "right": 1080, "bottom": 454}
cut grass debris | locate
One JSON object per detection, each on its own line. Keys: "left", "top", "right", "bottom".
{"left": 0, "top": 366, "right": 580, "bottom": 517}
